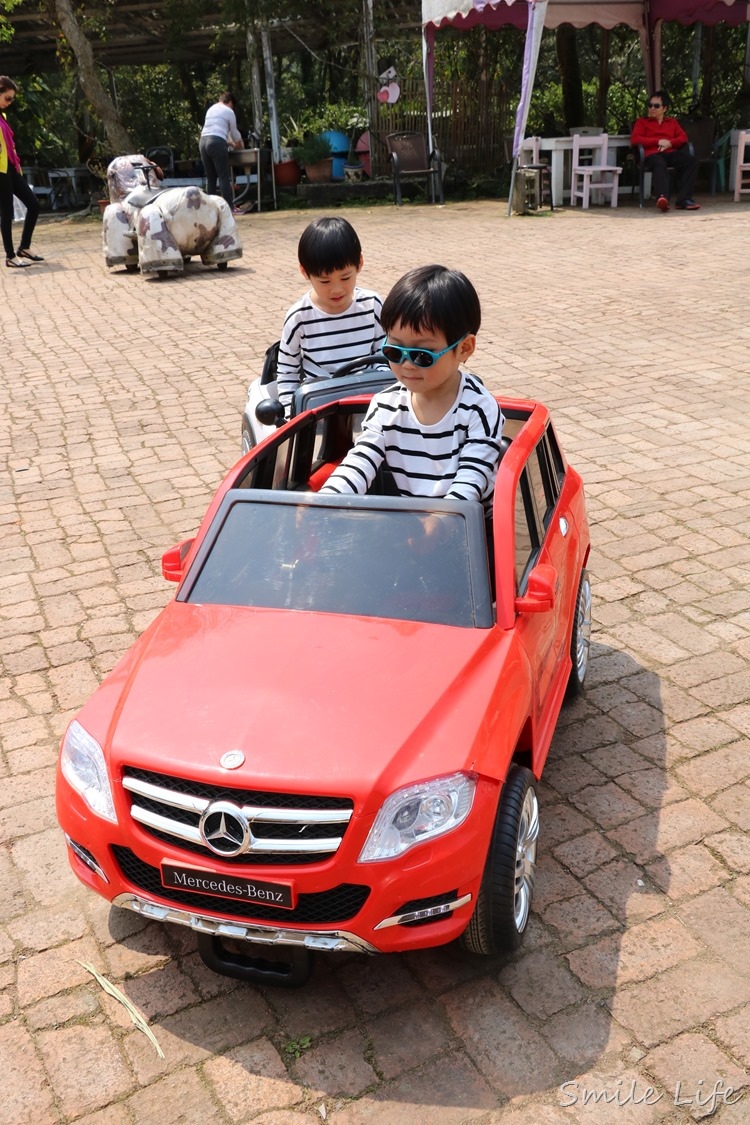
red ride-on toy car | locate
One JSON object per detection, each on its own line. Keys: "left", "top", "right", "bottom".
{"left": 57, "top": 387, "right": 591, "bottom": 986}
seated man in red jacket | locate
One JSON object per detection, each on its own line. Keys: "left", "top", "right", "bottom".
{"left": 631, "top": 91, "right": 699, "bottom": 211}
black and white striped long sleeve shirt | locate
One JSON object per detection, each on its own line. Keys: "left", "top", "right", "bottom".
{"left": 277, "top": 287, "right": 383, "bottom": 416}
{"left": 321, "top": 373, "right": 504, "bottom": 505}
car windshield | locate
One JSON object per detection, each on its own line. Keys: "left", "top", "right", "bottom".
{"left": 185, "top": 493, "right": 490, "bottom": 628}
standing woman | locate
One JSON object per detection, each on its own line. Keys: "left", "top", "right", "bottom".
{"left": 0, "top": 77, "right": 42, "bottom": 268}
{"left": 199, "top": 91, "right": 243, "bottom": 213}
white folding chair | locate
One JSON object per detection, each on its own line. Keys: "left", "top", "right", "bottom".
{"left": 570, "top": 133, "right": 621, "bottom": 209}
{"left": 733, "top": 130, "right": 750, "bottom": 202}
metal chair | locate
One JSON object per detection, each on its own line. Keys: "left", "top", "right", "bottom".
{"left": 146, "top": 146, "right": 176, "bottom": 178}
{"left": 570, "top": 134, "right": 621, "bottom": 209}
{"left": 632, "top": 141, "right": 696, "bottom": 207}
{"left": 385, "top": 132, "right": 444, "bottom": 206}
{"left": 734, "top": 130, "right": 750, "bottom": 202}
{"left": 680, "top": 119, "right": 724, "bottom": 194}
{"left": 517, "top": 136, "right": 554, "bottom": 210}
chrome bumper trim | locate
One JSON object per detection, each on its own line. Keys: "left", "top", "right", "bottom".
{"left": 112, "top": 893, "right": 379, "bottom": 954}
{"left": 374, "top": 892, "right": 472, "bottom": 930}
{"left": 65, "top": 835, "right": 109, "bottom": 883}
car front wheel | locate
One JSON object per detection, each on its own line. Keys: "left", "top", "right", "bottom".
{"left": 460, "top": 765, "right": 539, "bottom": 955}
{"left": 566, "top": 568, "right": 591, "bottom": 698}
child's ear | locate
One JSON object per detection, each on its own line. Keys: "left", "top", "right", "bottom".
{"left": 299, "top": 264, "right": 310, "bottom": 281}
{"left": 357, "top": 254, "right": 364, "bottom": 271}
{"left": 458, "top": 334, "right": 476, "bottom": 362}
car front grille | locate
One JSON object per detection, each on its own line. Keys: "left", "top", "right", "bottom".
{"left": 111, "top": 846, "right": 370, "bottom": 924}
{"left": 122, "top": 766, "right": 354, "bottom": 866}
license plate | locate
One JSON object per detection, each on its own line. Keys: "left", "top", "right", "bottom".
{"left": 161, "top": 863, "right": 295, "bottom": 909}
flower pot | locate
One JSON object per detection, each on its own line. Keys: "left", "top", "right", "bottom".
{"left": 304, "top": 158, "right": 333, "bottom": 184}
{"left": 98, "top": 198, "right": 109, "bottom": 214}
{"left": 274, "top": 159, "right": 302, "bottom": 188}
{"left": 344, "top": 162, "right": 365, "bottom": 183}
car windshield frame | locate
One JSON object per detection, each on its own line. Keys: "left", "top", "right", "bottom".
{"left": 178, "top": 490, "right": 494, "bottom": 629}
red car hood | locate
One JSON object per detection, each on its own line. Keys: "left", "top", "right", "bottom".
{"left": 94, "top": 602, "right": 504, "bottom": 807}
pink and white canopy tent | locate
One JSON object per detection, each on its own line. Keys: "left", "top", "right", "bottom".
{"left": 421, "top": 0, "right": 749, "bottom": 160}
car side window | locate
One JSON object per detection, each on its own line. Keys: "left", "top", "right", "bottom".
{"left": 514, "top": 470, "right": 540, "bottom": 592}
{"left": 527, "top": 437, "right": 559, "bottom": 532}
{"left": 545, "top": 424, "right": 566, "bottom": 489}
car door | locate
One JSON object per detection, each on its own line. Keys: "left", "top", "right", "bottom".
{"left": 513, "top": 432, "right": 576, "bottom": 721}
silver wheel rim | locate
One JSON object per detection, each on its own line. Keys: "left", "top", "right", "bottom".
{"left": 514, "top": 787, "right": 539, "bottom": 932}
{"left": 575, "top": 574, "right": 592, "bottom": 683}
{"left": 241, "top": 431, "right": 253, "bottom": 456}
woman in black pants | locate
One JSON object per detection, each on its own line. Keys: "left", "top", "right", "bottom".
{"left": 0, "top": 76, "right": 42, "bottom": 269}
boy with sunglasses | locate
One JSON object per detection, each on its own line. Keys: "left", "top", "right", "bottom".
{"left": 321, "top": 264, "right": 503, "bottom": 509}
{"left": 630, "top": 91, "right": 699, "bottom": 211}
{"left": 276, "top": 216, "right": 383, "bottom": 418}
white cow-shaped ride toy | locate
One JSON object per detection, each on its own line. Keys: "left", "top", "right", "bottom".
{"left": 102, "top": 155, "right": 243, "bottom": 276}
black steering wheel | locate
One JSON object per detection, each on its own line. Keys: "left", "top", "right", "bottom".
{"left": 331, "top": 351, "right": 389, "bottom": 378}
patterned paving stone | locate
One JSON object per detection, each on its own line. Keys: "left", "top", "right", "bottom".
{"left": 3, "top": 202, "right": 750, "bottom": 1122}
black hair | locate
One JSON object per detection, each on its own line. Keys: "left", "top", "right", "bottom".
{"left": 298, "top": 216, "right": 362, "bottom": 276}
{"left": 650, "top": 90, "right": 669, "bottom": 107}
{"left": 0, "top": 76, "right": 18, "bottom": 94}
{"left": 381, "top": 265, "right": 481, "bottom": 342}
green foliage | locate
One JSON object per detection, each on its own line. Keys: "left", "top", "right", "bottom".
{"left": 283, "top": 1034, "right": 312, "bottom": 1059}
{"left": 0, "top": 0, "right": 22, "bottom": 45}
{"left": 292, "top": 134, "right": 333, "bottom": 166}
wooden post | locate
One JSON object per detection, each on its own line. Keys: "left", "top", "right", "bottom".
{"left": 362, "top": 0, "right": 378, "bottom": 170}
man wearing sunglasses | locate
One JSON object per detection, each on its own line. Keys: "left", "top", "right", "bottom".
{"left": 631, "top": 91, "right": 699, "bottom": 211}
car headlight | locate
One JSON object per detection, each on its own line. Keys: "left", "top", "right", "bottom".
{"left": 358, "top": 772, "right": 476, "bottom": 862}
{"left": 60, "top": 720, "right": 117, "bottom": 824}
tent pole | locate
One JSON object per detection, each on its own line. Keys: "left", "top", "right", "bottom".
{"left": 260, "top": 23, "right": 280, "bottom": 164}
{"left": 423, "top": 27, "right": 435, "bottom": 155}
{"left": 507, "top": 156, "right": 518, "bottom": 217}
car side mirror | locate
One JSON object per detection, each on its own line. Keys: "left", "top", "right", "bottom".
{"left": 515, "top": 563, "right": 557, "bottom": 614}
{"left": 161, "top": 538, "right": 194, "bottom": 583}
{"left": 255, "top": 398, "right": 285, "bottom": 427}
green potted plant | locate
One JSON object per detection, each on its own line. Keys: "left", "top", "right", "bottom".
{"left": 344, "top": 113, "right": 368, "bottom": 182}
{"left": 292, "top": 135, "right": 334, "bottom": 183}
{"left": 275, "top": 117, "right": 303, "bottom": 187}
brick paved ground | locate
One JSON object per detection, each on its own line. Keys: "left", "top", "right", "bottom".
{"left": 1, "top": 196, "right": 749, "bottom": 1124}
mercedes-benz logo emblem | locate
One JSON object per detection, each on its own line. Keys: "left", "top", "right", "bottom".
{"left": 220, "top": 749, "right": 245, "bottom": 770}
{"left": 199, "top": 801, "right": 251, "bottom": 857}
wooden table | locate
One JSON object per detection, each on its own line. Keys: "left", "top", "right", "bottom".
{"left": 521, "top": 135, "right": 632, "bottom": 204}
{"left": 229, "top": 148, "right": 277, "bottom": 212}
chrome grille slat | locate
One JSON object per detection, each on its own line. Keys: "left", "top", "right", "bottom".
{"left": 122, "top": 767, "right": 353, "bottom": 863}
{"left": 124, "top": 776, "right": 353, "bottom": 824}
{"left": 131, "top": 804, "right": 343, "bottom": 853}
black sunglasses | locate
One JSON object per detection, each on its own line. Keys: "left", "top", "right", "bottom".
{"left": 648, "top": 102, "right": 663, "bottom": 109}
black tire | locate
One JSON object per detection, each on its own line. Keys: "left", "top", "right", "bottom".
{"left": 460, "top": 765, "right": 538, "bottom": 955}
{"left": 125, "top": 263, "right": 138, "bottom": 273}
{"left": 241, "top": 423, "right": 255, "bottom": 456}
{"left": 217, "top": 262, "right": 229, "bottom": 271}
{"left": 566, "top": 568, "right": 591, "bottom": 699}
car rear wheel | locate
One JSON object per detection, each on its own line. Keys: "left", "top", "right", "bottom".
{"left": 460, "top": 765, "right": 539, "bottom": 955}
{"left": 566, "top": 568, "right": 591, "bottom": 698}
{"left": 241, "top": 423, "right": 255, "bottom": 456}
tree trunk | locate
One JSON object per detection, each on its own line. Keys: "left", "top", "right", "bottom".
{"left": 597, "top": 28, "right": 610, "bottom": 130}
{"left": 699, "top": 25, "right": 715, "bottom": 117}
{"left": 50, "top": 0, "right": 133, "bottom": 155}
{"left": 556, "top": 24, "right": 584, "bottom": 131}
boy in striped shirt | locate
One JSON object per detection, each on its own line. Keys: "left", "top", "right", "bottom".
{"left": 321, "top": 265, "right": 503, "bottom": 513}
{"left": 277, "top": 216, "right": 384, "bottom": 418}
